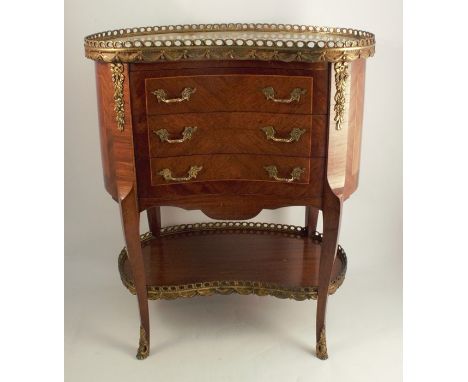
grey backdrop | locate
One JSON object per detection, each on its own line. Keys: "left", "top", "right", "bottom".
{"left": 65, "top": 1, "right": 402, "bottom": 381}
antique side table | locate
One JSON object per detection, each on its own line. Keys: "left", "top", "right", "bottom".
{"left": 84, "top": 23, "right": 375, "bottom": 360}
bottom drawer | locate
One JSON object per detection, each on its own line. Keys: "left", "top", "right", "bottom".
{"left": 150, "top": 154, "right": 312, "bottom": 186}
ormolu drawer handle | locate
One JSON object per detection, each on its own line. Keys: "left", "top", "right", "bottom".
{"left": 261, "top": 126, "right": 306, "bottom": 143}
{"left": 262, "top": 87, "right": 306, "bottom": 104}
{"left": 153, "top": 126, "right": 198, "bottom": 143}
{"left": 152, "top": 87, "right": 196, "bottom": 103}
{"left": 158, "top": 165, "right": 203, "bottom": 182}
{"left": 264, "top": 165, "right": 305, "bottom": 183}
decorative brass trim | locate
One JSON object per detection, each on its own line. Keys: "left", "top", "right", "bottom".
{"left": 159, "top": 221, "right": 309, "bottom": 236}
{"left": 153, "top": 126, "right": 198, "bottom": 143}
{"left": 136, "top": 325, "right": 149, "bottom": 360}
{"left": 152, "top": 87, "right": 196, "bottom": 103}
{"left": 262, "top": 87, "right": 306, "bottom": 104}
{"left": 84, "top": 23, "right": 375, "bottom": 64}
{"left": 261, "top": 126, "right": 306, "bottom": 143}
{"left": 117, "top": 222, "right": 348, "bottom": 301}
{"left": 316, "top": 327, "right": 328, "bottom": 360}
{"left": 158, "top": 165, "right": 203, "bottom": 182}
{"left": 333, "top": 61, "right": 349, "bottom": 130}
{"left": 264, "top": 165, "right": 305, "bottom": 183}
{"left": 110, "top": 63, "right": 125, "bottom": 132}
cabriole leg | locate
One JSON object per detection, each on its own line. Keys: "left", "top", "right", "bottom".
{"left": 305, "top": 206, "right": 320, "bottom": 235}
{"left": 119, "top": 183, "right": 150, "bottom": 360}
{"left": 316, "top": 186, "right": 342, "bottom": 360}
{"left": 147, "top": 206, "right": 161, "bottom": 237}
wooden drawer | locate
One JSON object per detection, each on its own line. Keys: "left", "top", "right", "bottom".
{"left": 148, "top": 113, "right": 326, "bottom": 158}
{"left": 145, "top": 74, "right": 313, "bottom": 115}
{"left": 150, "top": 154, "right": 312, "bottom": 186}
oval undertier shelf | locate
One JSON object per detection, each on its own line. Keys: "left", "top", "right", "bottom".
{"left": 118, "top": 222, "right": 347, "bottom": 301}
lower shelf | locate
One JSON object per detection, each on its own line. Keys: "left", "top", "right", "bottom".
{"left": 118, "top": 221, "right": 347, "bottom": 301}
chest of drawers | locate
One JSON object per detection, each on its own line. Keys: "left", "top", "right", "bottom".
{"left": 85, "top": 23, "right": 375, "bottom": 361}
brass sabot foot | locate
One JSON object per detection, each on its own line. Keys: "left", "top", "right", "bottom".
{"left": 136, "top": 325, "right": 149, "bottom": 360}
{"left": 316, "top": 327, "right": 328, "bottom": 360}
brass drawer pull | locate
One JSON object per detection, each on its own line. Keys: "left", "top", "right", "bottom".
{"left": 261, "top": 126, "right": 306, "bottom": 143}
{"left": 158, "top": 165, "right": 203, "bottom": 182}
{"left": 152, "top": 87, "right": 196, "bottom": 103}
{"left": 264, "top": 165, "right": 305, "bottom": 183}
{"left": 153, "top": 126, "right": 198, "bottom": 143}
{"left": 262, "top": 87, "right": 306, "bottom": 104}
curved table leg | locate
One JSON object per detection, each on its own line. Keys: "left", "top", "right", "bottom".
{"left": 305, "top": 206, "right": 320, "bottom": 235}
{"left": 147, "top": 206, "right": 161, "bottom": 237}
{"left": 118, "top": 183, "right": 150, "bottom": 360}
{"left": 315, "top": 185, "right": 342, "bottom": 360}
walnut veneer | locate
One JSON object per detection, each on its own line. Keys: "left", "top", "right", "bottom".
{"left": 85, "top": 23, "right": 375, "bottom": 361}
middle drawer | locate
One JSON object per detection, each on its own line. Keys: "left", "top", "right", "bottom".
{"left": 148, "top": 113, "right": 325, "bottom": 158}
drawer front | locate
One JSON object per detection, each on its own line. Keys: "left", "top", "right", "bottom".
{"left": 145, "top": 75, "right": 313, "bottom": 115}
{"left": 150, "top": 154, "right": 312, "bottom": 186}
{"left": 149, "top": 113, "right": 326, "bottom": 158}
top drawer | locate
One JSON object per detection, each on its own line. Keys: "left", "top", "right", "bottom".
{"left": 145, "top": 75, "right": 313, "bottom": 115}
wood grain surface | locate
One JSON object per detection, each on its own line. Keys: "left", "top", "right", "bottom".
{"left": 148, "top": 113, "right": 326, "bottom": 158}
{"left": 121, "top": 230, "right": 345, "bottom": 288}
{"left": 150, "top": 154, "right": 312, "bottom": 185}
{"left": 145, "top": 74, "right": 314, "bottom": 114}
{"left": 326, "top": 59, "right": 366, "bottom": 199}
